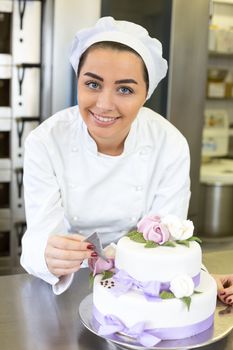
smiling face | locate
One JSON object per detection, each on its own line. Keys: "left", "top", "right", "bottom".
{"left": 77, "top": 46, "right": 147, "bottom": 155}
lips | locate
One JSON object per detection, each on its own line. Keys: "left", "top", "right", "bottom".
{"left": 89, "top": 111, "right": 120, "bottom": 126}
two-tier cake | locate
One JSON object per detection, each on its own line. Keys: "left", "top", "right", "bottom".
{"left": 90, "top": 214, "right": 217, "bottom": 347}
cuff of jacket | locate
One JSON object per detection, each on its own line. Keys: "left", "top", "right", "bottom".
{"left": 52, "top": 274, "right": 74, "bottom": 295}
{"left": 20, "top": 233, "right": 61, "bottom": 287}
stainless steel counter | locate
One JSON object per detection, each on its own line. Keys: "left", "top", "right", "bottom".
{"left": 0, "top": 251, "right": 233, "bottom": 350}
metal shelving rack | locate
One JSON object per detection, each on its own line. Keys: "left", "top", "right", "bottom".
{"left": 206, "top": 0, "right": 233, "bottom": 157}
{"left": 0, "top": 0, "right": 42, "bottom": 274}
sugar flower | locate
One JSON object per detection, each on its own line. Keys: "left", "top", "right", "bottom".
{"left": 137, "top": 215, "right": 170, "bottom": 244}
{"left": 169, "top": 274, "right": 194, "bottom": 298}
{"left": 161, "top": 215, "right": 194, "bottom": 240}
{"left": 89, "top": 243, "right": 116, "bottom": 276}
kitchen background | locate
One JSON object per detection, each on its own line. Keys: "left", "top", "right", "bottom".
{"left": 0, "top": 0, "right": 232, "bottom": 275}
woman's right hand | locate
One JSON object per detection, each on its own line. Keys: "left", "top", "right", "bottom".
{"left": 45, "top": 234, "right": 97, "bottom": 277}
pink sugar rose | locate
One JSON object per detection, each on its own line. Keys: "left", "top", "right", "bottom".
{"left": 137, "top": 215, "right": 170, "bottom": 244}
{"left": 88, "top": 243, "right": 116, "bottom": 276}
{"left": 90, "top": 257, "right": 114, "bottom": 276}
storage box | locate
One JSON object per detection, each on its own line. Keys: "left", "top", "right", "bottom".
{"left": 207, "top": 82, "right": 225, "bottom": 98}
{"left": 202, "top": 110, "right": 229, "bottom": 157}
{"left": 207, "top": 68, "right": 228, "bottom": 98}
{"left": 216, "top": 28, "right": 233, "bottom": 54}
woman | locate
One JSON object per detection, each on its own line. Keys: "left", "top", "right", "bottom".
{"left": 21, "top": 17, "right": 231, "bottom": 304}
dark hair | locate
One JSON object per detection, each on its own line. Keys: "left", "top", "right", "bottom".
{"left": 77, "top": 41, "right": 149, "bottom": 92}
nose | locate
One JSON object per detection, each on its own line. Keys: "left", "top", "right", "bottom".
{"left": 96, "top": 89, "right": 114, "bottom": 111}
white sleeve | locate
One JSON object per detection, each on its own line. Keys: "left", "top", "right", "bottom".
{"left": 20, "top": 132, "right": 73, "bottom": 293}
{"left": 149, "top": 136, "right": 191, "bottom": 219}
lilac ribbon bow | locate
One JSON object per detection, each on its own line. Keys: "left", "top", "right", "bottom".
{"left": 98, "top": 314, "right": 161, "bottom": 347}
{"left": 93, "top": 306, "right": 215, "bottom": 344}
{"left": 112, "top": 269, "right": 200, "bottom": 301}
{"left": 112, "top": 269, "right": 166, "bottom": 300}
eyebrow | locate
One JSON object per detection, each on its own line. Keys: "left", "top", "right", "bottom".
{"left": 84, "top": 72, "right": 103, "bottom": 81}
{"left": 115, "top": 79, "right": 138, "bottom": 85}
{"left": 83, "top": 72, "right": 138, "bottom": 85}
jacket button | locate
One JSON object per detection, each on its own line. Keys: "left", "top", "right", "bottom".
{"left": 72, "top": 147, "right": 79, "bottom": 152}
{"left": 73, "top": 216, "right": 78, "bottom": 221}
{"left": 139, "top": 147, "right": 150, "bottom": 156}
{"left": 135, "top": 185, "right": 143, "bottom": 192}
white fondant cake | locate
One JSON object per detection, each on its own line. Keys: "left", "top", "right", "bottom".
{"left": 91, "top": 217, "right": 217, "bottom": 346}
{"left": 115, "top": 237, "right": 202, "bottom": 282}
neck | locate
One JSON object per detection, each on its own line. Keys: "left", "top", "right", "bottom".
{"left": 97, "top": 139, "right": 125, "bottom": 156}
{"left": 90, "top": 130, "right": 130, "bottom": 156}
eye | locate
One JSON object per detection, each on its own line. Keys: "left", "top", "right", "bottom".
{"left": 85, "top": 81, "right": 101, "bottom": 90}
{"left": 118, "top": 86, "right": 133, "bottom": 95}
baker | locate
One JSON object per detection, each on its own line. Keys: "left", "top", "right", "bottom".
{"left": 20, "top": 16, "right": 232, "bottom": 304}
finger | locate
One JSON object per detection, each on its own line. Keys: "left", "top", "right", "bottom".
{"left": 51, "top": 265, "right": 83, "bottom": 277}
{"left": 48, "top": 258, "right": 84, "bottom": 270}
{"left": 223, "top": 285, "right": 233, "bottom": 296}
{"left": 218, "top": 295, "right": 228, "bottom": 305}
{"left": 60, "top": 233, "right": 97, "bottom": 246}
{"left": 217, "top": 294, "right": 225, "bottom": 304}
{"left": 213, "top": 275, "right": 225, "bottom": 292}
{"left": 224, "top": 295, "right": 233, "bottom": 305}
{"left": 59, "top": 234, "right": 97, "bottom": 250}
{"left": 59, "top": 233, "right": 85, "bottom": 242}
{"left": 46, "top": 246, "right": 96, "bottom": 261}
{"left": 49, "top": 236, "right": 94, "bottom": 251}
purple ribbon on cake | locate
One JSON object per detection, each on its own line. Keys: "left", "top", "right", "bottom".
{"left": 112, "top": 269, "right": 200, "bottom": 300}
{"left": 94, "top": 308, "right": 161, "bottom": 347}
{"left": 93, "top": 306, "right": 214, "bottom": 347}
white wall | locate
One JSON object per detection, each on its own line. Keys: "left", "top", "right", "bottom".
{"left": 52, "top": 0, "right": 101, "bottom": 114}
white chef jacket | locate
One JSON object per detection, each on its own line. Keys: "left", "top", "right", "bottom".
{"left": 21, "top": 105, "right": 191, "bottom": 294}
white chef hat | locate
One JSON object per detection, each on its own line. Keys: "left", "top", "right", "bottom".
{"left": 69, "top": 16, "right": 168, "bottom": 100}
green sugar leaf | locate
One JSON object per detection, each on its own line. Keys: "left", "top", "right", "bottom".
{"left": 176, "top": 240, "right": 190, "bottom": 248}
{"left": 181, "top": 296, "right": 191, "bottom": 311}
{"left": 162, "top": 241, "right": 176, "bottom": 247}
{"left": 194, "top": 290, "right": 202, "bottom": 294}
{"left": 188, "top": 236, "right": 202, "bottom": 244}
{"left": 160, "top": 291, "right": 175, "bottom": 299}
{"left": 127, "top": 230, "right": 139, "bottom": 237}
{"left": 89, "top": 272, "right": 95, "bottom": 289}
{"left": 145, "top": 240, "right": 158, "bottom": 248}
{"left": 128, "top": 231, "right": 147, "bottom": 243}
{"left": 102, "top": 270, "right": 114, "bottom": 280}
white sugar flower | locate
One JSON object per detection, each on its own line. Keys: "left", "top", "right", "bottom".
{"left": 181, "top": 220, "right": 194, "bottom": 240}
{"left": 161, "top": 215, "right": 183, "bottom": 239}
{"left": 169, "top": 274, "right": 194, "bottom": 298}
{"left": 104, "top": 243, "right": 117, "bottom": 259}
{"left": 161, "top": 215, "right": 194, "bottom": 240}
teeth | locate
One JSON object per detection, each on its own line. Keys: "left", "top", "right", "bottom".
{"left": 93, "top": 113, "right": 117, "bottom": 122}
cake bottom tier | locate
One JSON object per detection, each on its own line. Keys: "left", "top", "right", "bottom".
{"left": 93, "top": 270, "right": 217, "bottom": 340}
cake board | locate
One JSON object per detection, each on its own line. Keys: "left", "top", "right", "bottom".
{"left": 79, "top": 293, "right": 233, "bottom": 350}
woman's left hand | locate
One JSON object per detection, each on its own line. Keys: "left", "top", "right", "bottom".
{"left": 212, "top": 274, "right": 233, "bottom": 305}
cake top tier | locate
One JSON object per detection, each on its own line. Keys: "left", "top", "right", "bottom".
{"left": 115, "top": 236, "right": 202, "bottom": 282}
